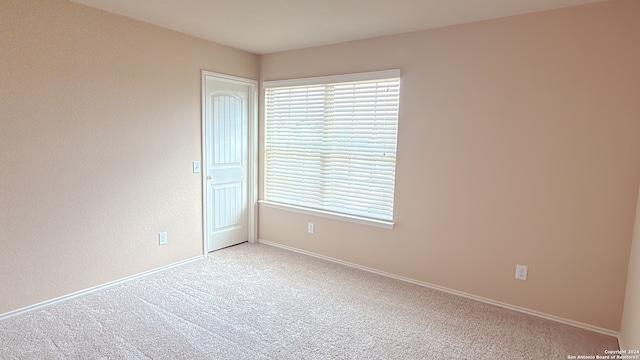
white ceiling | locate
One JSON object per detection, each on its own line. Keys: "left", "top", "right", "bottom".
{"left": 71, "top": 0, "right": 607, "bottom": 54}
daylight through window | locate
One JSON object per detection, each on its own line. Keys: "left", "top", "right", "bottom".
{"left": 264, "top": 70, "right": 400, "bottom": 222}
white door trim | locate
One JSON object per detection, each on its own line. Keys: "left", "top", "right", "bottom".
{"left": 201, "top": 70, "right": 258, "bottom": 255}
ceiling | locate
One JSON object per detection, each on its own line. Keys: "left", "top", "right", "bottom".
{"left": 71, "top": 0, "right": 607, "bottom": 54}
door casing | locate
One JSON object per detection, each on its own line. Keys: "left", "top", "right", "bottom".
{"left": 201, "top": 70, "right": 258, "bottom": 254}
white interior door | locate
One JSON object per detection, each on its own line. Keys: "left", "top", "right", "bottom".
{"left": 203, "top": 73, "right": 255, "bottom": 252}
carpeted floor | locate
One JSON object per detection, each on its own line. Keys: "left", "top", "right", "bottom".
{"left": 0, "top": 242, "right": 618, "bottom": 359}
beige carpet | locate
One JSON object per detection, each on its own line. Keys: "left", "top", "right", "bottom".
{"left": 0, "top": 242, "right": 618, "bottom": 359}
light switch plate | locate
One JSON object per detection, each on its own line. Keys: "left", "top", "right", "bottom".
{"left": 193, "top": 161, "right": 201, "bottom": 173}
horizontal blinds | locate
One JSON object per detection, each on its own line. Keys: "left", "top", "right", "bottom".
{"left": 264, "top": 71, "right": 400, "bottom": 221}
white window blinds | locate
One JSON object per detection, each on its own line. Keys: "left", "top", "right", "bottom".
{"left": 264, "top": 70, "right": 400, "bottom": 222}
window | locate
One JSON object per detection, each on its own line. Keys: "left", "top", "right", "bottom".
{"left": 263, "top": 70, "right": 400, "bottom": 225}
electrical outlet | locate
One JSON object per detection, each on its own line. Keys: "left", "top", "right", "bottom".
{"left": 159, "top": 232, "right": 168, "bottom": 245}
{"left": 307, "top": 222, "right": 314, "bottom": 234}
{"left": 515, "top": 264, "right": 528, "bottom": 281}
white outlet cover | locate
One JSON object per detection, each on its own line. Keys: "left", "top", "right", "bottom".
{"left": 515, "top": 264, "right": 528, "bottom": 281}
{"left": 159, "top": 232, "right": 168, "bottom": 245}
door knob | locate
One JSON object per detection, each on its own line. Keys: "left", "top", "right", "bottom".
{"left": 207, "top": 175, "right": 212, "bottom": 180}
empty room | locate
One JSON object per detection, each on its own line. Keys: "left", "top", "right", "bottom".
{"left": 1, "top": 0, "right": 640, "bottom": 358}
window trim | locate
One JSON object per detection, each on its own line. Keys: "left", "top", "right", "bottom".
{"left": 263, "top": 69, "right": 400, "bottom": 89}
{"left": 259, "top": 200, "right": 395, "bottom": 229}
{"left": 262, "top": 69, "right": 401, "bottom": 228}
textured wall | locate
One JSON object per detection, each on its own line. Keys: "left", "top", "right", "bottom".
{"left": 0, "top": 0, "right": 258, "bottom": 314}
{"left": 259, "top": 0, "right": 640, "bottom": 331}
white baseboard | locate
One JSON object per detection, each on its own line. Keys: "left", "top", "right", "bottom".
{"left": 0, "top": 255, "right": 204, "bottom": 322}
{"left": 258, "top": 239, "right": 619, "bottom": 339}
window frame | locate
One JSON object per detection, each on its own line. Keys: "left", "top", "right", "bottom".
{"left": 261, "top": 69, "right": 400, "bottom": 229}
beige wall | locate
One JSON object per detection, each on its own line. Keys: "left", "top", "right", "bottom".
{"left": 0, "top": 0, "right": 258, "bottom": 314}
{"left": 259, "top": 0, "right": 640, "bottom": 331}
{"left": 620, "top": 187, "right": 640, "bottom": 348}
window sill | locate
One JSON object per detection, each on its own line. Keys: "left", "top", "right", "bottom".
{"left": 259, "top": 200, "right": 395, "bottom": 230}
